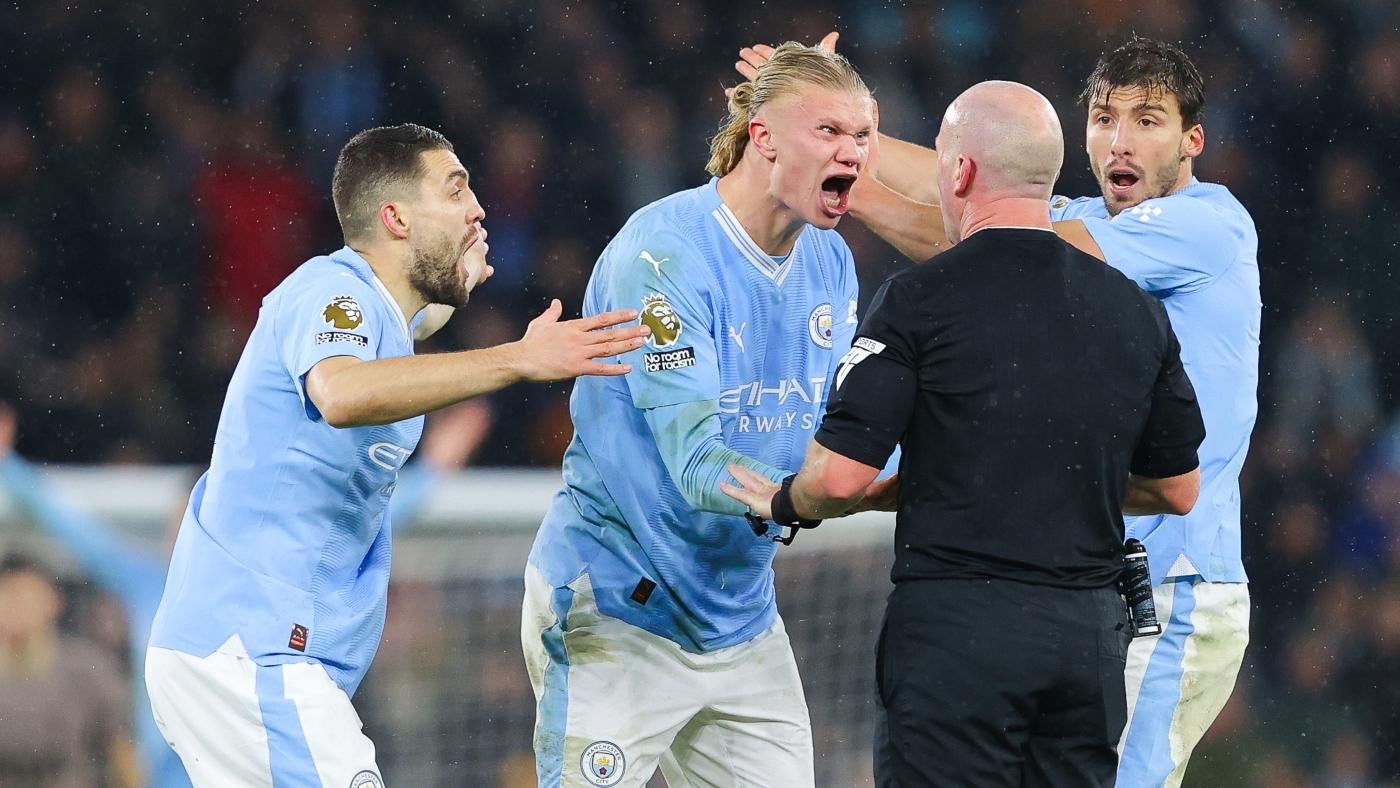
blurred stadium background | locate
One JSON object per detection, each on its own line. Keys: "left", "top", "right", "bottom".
{"left": 1, "top": 0, "right": 1397, "bottom": 785}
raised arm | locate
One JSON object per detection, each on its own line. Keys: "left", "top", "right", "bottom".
{"left": 849, "top": 176, "right": 949, "bottom": 262}
{"left": 733, "top": 34, "right": 953, "bottom": 260}
{"left": 306, "top": 301, "right": 648, "bottom": 428}
{"left": 723, "top": 278, "right": 919, "bottom": 523}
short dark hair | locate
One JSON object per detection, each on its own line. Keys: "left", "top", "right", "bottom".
{"left": 331, "top": 123, "right": 454, "bottom": 242}
{"left": 0, "top": 552, "right": 52, "bottom": 581}
{"left": 1079, "top": 37, "right": 1206, "bottom": 129}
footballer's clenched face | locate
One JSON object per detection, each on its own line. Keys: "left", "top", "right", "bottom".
{"left": 755, "top": 85, "right": 873, "bottom": 230}
{"left": 1086, "top": 84, "right": 1203, "bottom": 216}
{"left": 406, "top": 148, "right": 487, "bottom": 308}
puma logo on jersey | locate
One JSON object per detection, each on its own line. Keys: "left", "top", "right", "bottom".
{"left": 638, "top": 251, "right": 670, "bottom": 276}
{"left": 728, "top": 322, "right": 747, "bottom": 353}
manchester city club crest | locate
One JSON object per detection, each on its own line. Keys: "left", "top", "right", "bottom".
{"left": 808, "top": 303, "right": 834, "bottom": 348}
{"left": 580, "top": 740, "right": 626, "bottom": 786}
{"left": 348, "top": 770, "right": 383, "bottom": 788}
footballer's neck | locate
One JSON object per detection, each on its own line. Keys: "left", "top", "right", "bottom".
{"left": 1168, "top": 160, "right": 1195, "bottom": 196}
{"left": 716, "top": 162, "right": 804, "bottom": 257}
{"left": 351, "top": 242, "right": 429, "bottom": 323}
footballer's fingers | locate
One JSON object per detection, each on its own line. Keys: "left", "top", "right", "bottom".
{"left": 720, "top": 465, "right": 774, "bottom": 518}
{"left": 585, "top": 324, "right": 650, "bottom": 345}
{"left": 528, "top": 299, "right": 565, "bottom": 328}
{"left": 735, "top": 34, "right": 837, "bottom": 84}
{"left": 582, "top": 361, "right": 633, "bottom": 377}
{"left": 719, "top": 481, "right": 759, "bottom": 512}
{"left": 587, "top": 335, "right": 648, "bottom": 359}
{"left": 727, "top": 464, "right": 779, "bottom": 494}
{"left": 576, "top": 308, "right": 642, "bottom": 332}
{"left": 735, "top": 45, "right": 771, "bottom": 80}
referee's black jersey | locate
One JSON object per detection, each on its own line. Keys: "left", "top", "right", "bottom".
{"left": 817, "top": 228, "right": 1205, "bottom": 589}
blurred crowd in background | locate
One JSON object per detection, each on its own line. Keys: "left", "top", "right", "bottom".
{"left": 1, "top": 0, "right": 1398, "bottom": 784}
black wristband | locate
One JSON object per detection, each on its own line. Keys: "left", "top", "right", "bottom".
{"left": 770, "top": 474, "right": 822, "bottom": 530}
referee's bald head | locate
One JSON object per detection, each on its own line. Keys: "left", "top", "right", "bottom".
{"left": 937, "top": 81, "right": 1064, "bottom": 200}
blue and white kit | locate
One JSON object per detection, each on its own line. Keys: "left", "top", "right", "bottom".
{"left": 147, "top": 247, "right": 423, "bottom": 787}
{"left": 524, "top": 178, "right": 863, "bottom": 787}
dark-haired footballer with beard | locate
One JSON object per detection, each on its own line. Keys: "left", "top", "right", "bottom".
{"left": 145, "top": 123, "right": 649, "bottom": 787}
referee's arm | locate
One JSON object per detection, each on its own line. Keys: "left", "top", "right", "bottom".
{"left": 1124, "top": 311, "right": 1207, "bottom": 516}
{"left": 724, "top": 280, "right": 918, "bottom": 521}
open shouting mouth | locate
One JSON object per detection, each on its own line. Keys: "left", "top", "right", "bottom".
{"left": 1106, "top": 165, "right": 1142, "bottom": 199}
{"left": 821, "top": 174, "right": 856, "bottom": 216}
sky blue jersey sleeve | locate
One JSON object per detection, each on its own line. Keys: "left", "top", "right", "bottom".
{"left": 602, "top": 229, "right": 784, "bottom": 513}
{"left": 1076, "top": 195, "right": 1241, "bottom": 296}
{"left": 274, "top": 275, "right": 384, "bottom": 419}
{"left": 643, "top": 400, "right": 786, "bottom": 516}
{"left": 608, "top": 232, "right": 721, "bottom": 409}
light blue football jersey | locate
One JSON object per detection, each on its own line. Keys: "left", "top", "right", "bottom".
{"left": 1052, "top": 178, "right": 1260, "bottom": 584}
{"left": 149, "top": 247, "right": 424, "bottom": 695}
{"left": 529, "top": 179, "right": 861, "bottom": 652}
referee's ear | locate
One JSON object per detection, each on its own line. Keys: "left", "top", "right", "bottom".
{"left": 951, "top": 154, "right": 976, "bottom": 198}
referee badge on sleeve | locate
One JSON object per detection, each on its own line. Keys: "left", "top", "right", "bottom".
{"left": 835, "top": 337, "right": 886, "bottom": 390}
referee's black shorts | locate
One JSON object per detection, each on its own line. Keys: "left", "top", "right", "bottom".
{"left": 874, "top": 577, "right": 1131, "bottom": 787}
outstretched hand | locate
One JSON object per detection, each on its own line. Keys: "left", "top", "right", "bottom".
{"left": 727, "top": 33, "right": 879, "bottom": 179}
{"left": 514, "top": 300, "right": 651, "bottom": 381}
{"left": 727, "top": 32, "right": 840, "bottom": 97}
{"left": 720, "top": 464, "right": 782, "bottom": 520}
{"left": 734, "top": 32, "right": 840, "bottom": 83}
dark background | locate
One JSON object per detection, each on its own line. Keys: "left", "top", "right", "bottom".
{"left": 2, "top": 0, "right": 1398, "bottom": 784}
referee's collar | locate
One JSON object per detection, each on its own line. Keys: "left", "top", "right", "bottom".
{"left": 964, "top": 225, "right": 1057, "bottom": 241}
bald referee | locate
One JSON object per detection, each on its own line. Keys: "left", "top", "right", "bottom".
{"left": 724, "top": 81, "right": 1205, "bottom": 786}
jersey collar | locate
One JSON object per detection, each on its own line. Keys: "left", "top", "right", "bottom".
{"left": 331, "top": 246, "right": 411, "bottom": 343}
{"left": 705, "top": 178, "right": 802, "bottom": 287}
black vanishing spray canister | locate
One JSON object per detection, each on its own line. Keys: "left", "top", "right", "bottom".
{"left": 1121, "top": 538, "right": 1162, "bottom": 638}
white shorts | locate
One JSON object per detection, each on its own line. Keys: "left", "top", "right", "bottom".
{"left": 1117, "top": 578, "right": 1250, "bottom": 787}
{"left": 145, "top": 636, "right": 383, "bottom": 787}
{"left": 521, "top": 565, "right": 815, "bottom": 788}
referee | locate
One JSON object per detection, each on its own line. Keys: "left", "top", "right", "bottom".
{"left": 723, "top": 81, "right": 1205, "bottom": 786}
